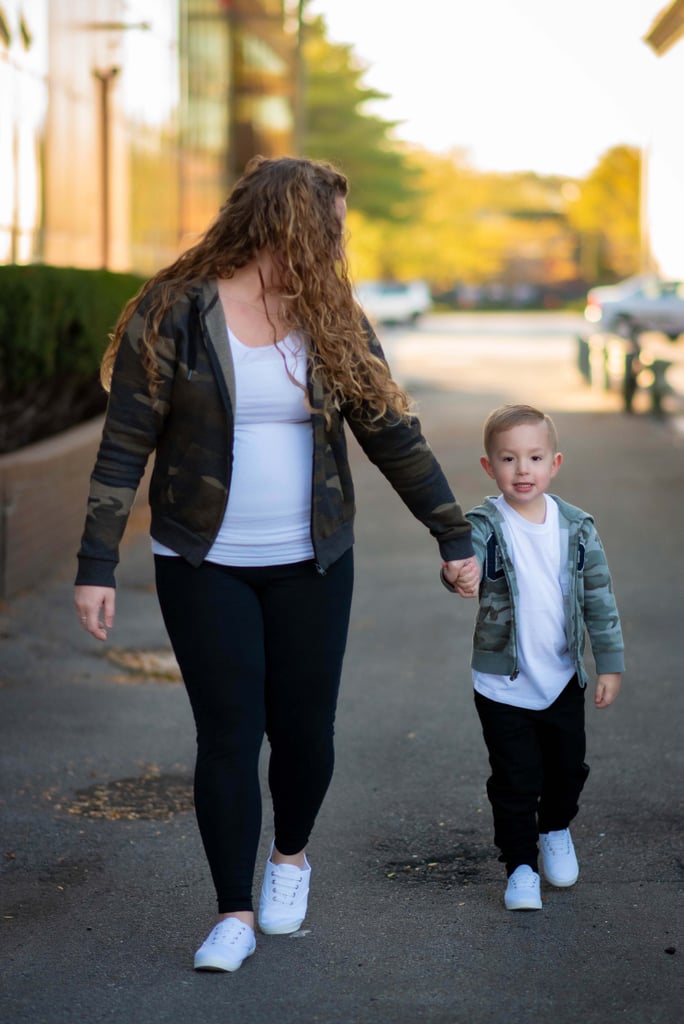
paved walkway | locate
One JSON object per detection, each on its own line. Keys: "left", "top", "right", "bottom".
{"left": 1, "top": 325, "right": 682, "bottom": 1023}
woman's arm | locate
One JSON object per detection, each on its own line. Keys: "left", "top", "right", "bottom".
{"left": 76, "top": 306, "right": 170, "bottom": 588}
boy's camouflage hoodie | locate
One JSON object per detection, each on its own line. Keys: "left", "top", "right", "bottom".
{"left": 456, "top": 494, "right": 624, "bottom": 686}
{"left": 76, "top": 280, "right": 473, "bottom": 587}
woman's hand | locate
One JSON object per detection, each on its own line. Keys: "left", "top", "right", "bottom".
{"left": 74, "top": 585, "right": 116, "bottom": 641}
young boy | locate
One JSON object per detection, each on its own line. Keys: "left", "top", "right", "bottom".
{"left": 442, "top": 404, "right": 624, "bottom": 910}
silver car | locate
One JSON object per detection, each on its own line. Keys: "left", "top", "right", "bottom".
{"left": 584, "top": 276, "right": 684, "bottom": 340}
{"left": 355, "top": 280, "right": 432, "bottom": 326}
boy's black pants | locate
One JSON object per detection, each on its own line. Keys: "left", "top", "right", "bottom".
{"left": 474, "top": 675, "right": 590, "bottom": 875}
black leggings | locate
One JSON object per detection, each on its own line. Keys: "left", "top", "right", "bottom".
{"left": 154, "top": 551, "right": 354, "bottom": 913}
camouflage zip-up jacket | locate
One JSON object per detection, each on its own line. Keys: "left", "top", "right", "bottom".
{"left": 444, "top": 494, "right": 624, "bottom": 686}
{"left": 76, "top": 280, "right": 473, "bottom": 587}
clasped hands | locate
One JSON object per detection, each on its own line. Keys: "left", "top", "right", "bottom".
{"left": 442, "top": 555, "right": 480, "bottom": 598}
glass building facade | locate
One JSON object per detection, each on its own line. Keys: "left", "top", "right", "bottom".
{"left": 0, "top": 0, "right": 49, "bottom": 265}
{"left": 0, "top": 0, "right": 297, "bottom": 275}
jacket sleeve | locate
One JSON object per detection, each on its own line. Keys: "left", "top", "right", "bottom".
{"left": 581, "top": 522, "right": 625, "bottom": 674}
{"left": 75, "top": 307, "right": 172, "bottom": 587}
{"left": 344, "top": 324, "right": 473, "bottom": 563}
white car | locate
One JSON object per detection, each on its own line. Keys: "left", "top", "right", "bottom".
{"left": 355, "top": 280, "right": 432, "bottom": 325}
{"left": 584, "top": 276, "right": 684, "bottom": 340}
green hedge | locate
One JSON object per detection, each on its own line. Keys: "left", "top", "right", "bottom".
{"left": 0, "top": 264, "right": 144, "bottom": 389}
{"left": 0, "top": 265, "right": 144, "bottom": 453}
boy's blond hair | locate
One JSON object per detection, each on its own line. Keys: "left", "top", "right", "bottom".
{"left": 483, "top": 404, "right": 559, "bottom": 457}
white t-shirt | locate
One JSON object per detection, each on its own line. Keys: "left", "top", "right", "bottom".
{"left": 152, "top": 327, "right": 314, "bottom": 566}
{"left": 473, "top": 494, "right": 575, "bottom": 709}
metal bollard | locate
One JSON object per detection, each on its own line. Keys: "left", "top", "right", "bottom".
{"left": 577, "top": 335, "right": 591, "bottom": 383}
{"left": 650, "top": 359, "right": 672, "bottom": 415}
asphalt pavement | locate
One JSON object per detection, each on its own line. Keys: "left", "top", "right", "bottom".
{"left": 1, "top": 320, "right": 682, "bottom": 1023}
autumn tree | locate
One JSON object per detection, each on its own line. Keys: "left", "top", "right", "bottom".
{"left": 352, "top": 150, "right": 581, "bottom": 294}
{"left": 365, "top": 148, "right": 499, "bottom": 285}
{"left": 565, "top": 145, "right": 641, "bottom": 283}
{"left": 302, "top": 11, "right": 640, "bottom": 296}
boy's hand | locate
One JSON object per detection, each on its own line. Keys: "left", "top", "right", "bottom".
{"left": 443, "top": 556, "right": 480, "bottom": 598}
{"left": 594, "top": 673, "right": 622, "bottom": 708}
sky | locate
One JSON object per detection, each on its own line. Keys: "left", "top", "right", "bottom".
{"left": 307, "top": 0, "right": 667, "bottom": 177}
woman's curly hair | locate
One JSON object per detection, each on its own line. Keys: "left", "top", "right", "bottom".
{"left": 101, "top": 155, "right": 411, "bottom": 424}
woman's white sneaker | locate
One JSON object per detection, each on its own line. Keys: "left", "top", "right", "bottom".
{"left": 539, "top": 829, "right": 579, "bottom": 887}
{"left": 258, "top": 846, "right": 311, "bottom": 935}
{"left": 504, "top": 865, "right": 542, "bottom": 910}
{"left": 193, "top": 918, "right": 256, "bottom": 972}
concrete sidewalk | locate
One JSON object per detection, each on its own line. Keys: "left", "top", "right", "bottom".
{"left": 1, "top": 353, "right": 682, "bottom": 1023}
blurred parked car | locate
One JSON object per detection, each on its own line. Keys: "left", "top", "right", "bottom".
{"left": 584, "top": 276, "right": 684, "bottom": 340}
{"left": 355, "top": 280, "right": 432, "bottom": 325}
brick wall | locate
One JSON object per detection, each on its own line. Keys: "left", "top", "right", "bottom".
{"left": 0, "top": 417, "right": 150, "bottom": 600}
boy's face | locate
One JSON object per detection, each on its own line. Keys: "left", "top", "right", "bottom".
{"left": 481, "top": 422, "right": 562, "bottom": 517}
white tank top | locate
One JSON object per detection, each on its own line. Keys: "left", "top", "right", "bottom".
{"left": 152, "top": 327, "right": 314, "bottom": 566}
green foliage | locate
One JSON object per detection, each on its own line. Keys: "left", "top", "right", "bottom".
{"left": 0, "top": 264, "right": 143, "bottom": 388}
{"left": 0, "top": 265, "right": 143, "bottom": 452}
{"left": 302, "top": 12, "right": 641, "bottom": 290}
{"left": 303, "top": 15, "right": 421, "bottom": 222}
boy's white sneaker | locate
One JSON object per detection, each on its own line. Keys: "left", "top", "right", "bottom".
{"left": 258, "top": 845, "right": 311, "bottom": 935}
{"left": 539, "top": 829, "right": 579, "bottom": 887}
{"left": 504, "top": 865, "right": 542, "bottom": 911}
{"left": 193, "top": 918, "right": 256, "bottom": 972}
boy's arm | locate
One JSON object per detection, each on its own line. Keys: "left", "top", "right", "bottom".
{"left": 582, "top": 522, "right": 625, "bottom": 684}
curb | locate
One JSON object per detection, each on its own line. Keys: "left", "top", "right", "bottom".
{"left": 0, "top": 417, "right": 149, "bottom": 600}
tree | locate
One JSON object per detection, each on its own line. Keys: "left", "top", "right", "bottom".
{"left": 565, "top": 145, "right": 641, "bottom": 282}
{"left": 302, "top": 15, "right": 420, "bottom": 222}
{"left": 301, "top": 12, "right": 639, "bottom": 295}
{"left": 371, "top": 148, "right": 500, "bottom": 285}
{"left": 350, "top": 149, "right": 582, "bottom": 292}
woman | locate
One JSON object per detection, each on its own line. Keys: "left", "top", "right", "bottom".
{"left": 75, "top": 156, "right": 478, "bottom": 972}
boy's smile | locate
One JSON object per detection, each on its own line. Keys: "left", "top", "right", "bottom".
{"left": 480, "top": 422, "right": 563, "bottom": 522}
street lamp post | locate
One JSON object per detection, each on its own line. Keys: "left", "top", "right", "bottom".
{"left": 293, "top": 0, "right": 306, "bottom": 156}
{"left": 92, "top": 65, "right": 119, "bottom": 270}
{"left": 78, "top": 21, "right": 150, "bottom": 269}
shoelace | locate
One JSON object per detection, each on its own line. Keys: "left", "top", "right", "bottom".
{"left": 210, "top": 921, "right": 249, "bottom": 947}
{"left": 268, "top": 867, "right": 302, "bottom": 905}
{"left": 510, "top": 870, "right": 536, "bottom": 889}
{"left": 543, "top": 831, "right": 571, "bottom": 855}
